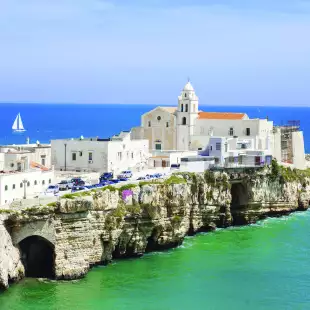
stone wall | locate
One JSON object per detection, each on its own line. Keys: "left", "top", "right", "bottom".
{"left": 1, "top": 167, "right": 310, "bottom": 289}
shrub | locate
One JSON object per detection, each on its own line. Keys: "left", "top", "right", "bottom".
{"left": 164, "top": 175, "right": 186, "bottom": 185}
{"left": 102, "top": 185, "right": 118, "bottom": 192}
{"left": 118, "top": 184, "right": 137, "bottom": 192}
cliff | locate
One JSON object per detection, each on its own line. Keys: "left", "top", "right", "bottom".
{"left": 1, "top": 164, "right": 310, "bottom": 289}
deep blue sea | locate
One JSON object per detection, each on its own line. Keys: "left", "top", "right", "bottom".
{"left": 0, "top": 104, "right": 309, "bottom": 153}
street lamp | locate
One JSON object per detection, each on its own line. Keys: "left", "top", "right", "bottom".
{"left": 22, "top": 179, "right": 27, "bottom": 199}
{"left": 64, "top": 143, "right": 67, "bottom": 171}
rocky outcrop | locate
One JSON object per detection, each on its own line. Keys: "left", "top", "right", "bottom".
{"left": 0, "top": 166, "right": 309, "bottom": 289}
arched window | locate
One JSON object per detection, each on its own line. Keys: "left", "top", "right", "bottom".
{"left": 49, "top": 179, "right": 51, "bottom": 184}
{"left": 42, "top": 180, "right": 45, "bottom": 185}
{"left": 20, "top": 183, "right": 23, "bottom": 188}
{"left": 185, "top": 104, "right": 188, "bottom": 112}
{"left": 157, "top": 116, "right": 161, "bottom": 121}
{"left": 148, "top": 121, "right": 151, "bottom": 127}
{"left": 34, "top": 180, "right": 37, "bottom": 185}
{"left": 4, "top": 185, "right": 8, "bottom": 191}
{"left": 182, "top": 117, "right": 187, "bottom": 125}
{"left": 12, "top": 184, "right": 15, "bottom": 190}
{"left": 27, "top": 182, "right": 30, "bottom": 187}
{"left": 181, "top": 104, "right": 184, "bottom": 112}
{"left": 184, "top": 93, "right": 187, "bottom": 98}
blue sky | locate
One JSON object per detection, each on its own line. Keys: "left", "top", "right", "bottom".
{"left": 0, "top": 0, "right": 310, "bottom": 105}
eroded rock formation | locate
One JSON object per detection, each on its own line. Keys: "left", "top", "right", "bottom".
{"left": 1, "top": 166, "right": 310, "bottom": 289}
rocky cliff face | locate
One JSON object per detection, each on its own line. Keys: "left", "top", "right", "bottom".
{"left": 1, "top": 166, "right": 310, "bottom": 289}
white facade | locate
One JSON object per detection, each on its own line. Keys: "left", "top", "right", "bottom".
{"left": 179, "top": 156, "right": 215, "bottom": 173}
{"left": 148, "top": 150, "right": 198, "bottom": 169}
{"left": 51, "top": 131, "right": 150, "bottom": 175}
{"left": 133, "top": 81, "right": 306, "bottom": 169}
{"left": 0, "top": 170, "right": 55, "bottom": 206}
{"left": 206, "top": 137, "right": 272, "bottom": 168}
{"left": 0, "top": 143, "right": 51, "bottom": 172}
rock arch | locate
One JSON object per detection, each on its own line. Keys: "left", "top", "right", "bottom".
{"left": 19, "top": 235, "right": 55, "bottom": 278}
{"left": 230, "top": 182, "right": 249, "bottom": 225}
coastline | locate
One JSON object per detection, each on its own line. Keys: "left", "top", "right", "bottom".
{"left": 1, "top": 165, "right": 310, "bottom": 290}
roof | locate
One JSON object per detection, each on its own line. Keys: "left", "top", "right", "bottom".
{"left": 149, "top": 156, "right": 169, "bottom": 159}
{"left": 159, "top": 107, "right": 177, "bottom": 114}
{"left": 183, "top": 81, "right": 194, "bottom": 92}
{"left": 198, "top": 112, "right": 246, "bottom": 120}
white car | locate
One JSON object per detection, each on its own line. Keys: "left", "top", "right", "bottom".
{"left": 58, "top": 180, "right": 73, "bottom": 191}
{"left": 46, "top": 185, "right": 60, "bottom": 194}
{"left": 118, "top": 170, "right": 133, "bottom": 179}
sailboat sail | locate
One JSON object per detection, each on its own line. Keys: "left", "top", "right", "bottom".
{"left": 18, "top": 114, "right": 25, "bottom": 131}
{"left": 12, "top": 113, "right": 25, "bottom": 132}
{"left": 12, "top": 115, "right": 18, "bottom": 130}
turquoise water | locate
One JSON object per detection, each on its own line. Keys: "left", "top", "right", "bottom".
{"left": 1, "top": 212, "right": 310, "bottom": 310}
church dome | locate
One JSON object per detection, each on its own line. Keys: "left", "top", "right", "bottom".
{"left": 183, "top": 81, "right": 194, "bottom": 92}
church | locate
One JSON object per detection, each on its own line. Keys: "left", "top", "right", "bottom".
{"left": 131, "top": 81, "right": 306, "bottom": 169}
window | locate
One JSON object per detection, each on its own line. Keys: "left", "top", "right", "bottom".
{"left": 117, "top": 152, "right": 122, "bottom": 161}
{"left": 155, "top": 144, "right": 162, "bottom": 150}
{"left": 27, "top": 182, "right": 30, "bottom": 187}
{"left": 49, "top": 179, "right": 51, "bottom": 184}
{"left": 166, "top": 122, "right": 169, "bottom": 128}
{"left": 246, "top": 128, "right": 250, "bottom": 136}
{"left": 12, "top": 184, "right": 15, "bottom": 190}
{"left": 5, "top": 185, "right": 8, "bottom": 191}
{"left": 148, "top": 121, "right": 151, "bottom": 127}
{"left": 157, "top": 116, "right": 161, "bottom": 121}
{"left": 241, "top": 144, "right": 246, "bottom": 149}
{"left": 229, "top": 127, "right": 234, "bottom": 136}
{"left": 131, "top": 152, "right": 134, "bottom": 159}
{"left": 20, "top": 183, "right": 23, "bottom": 188}
{"left": 225, "top": 143, "right": 228, "bottom": 152}
{"left": 41, "top": 157, "right": 46, "bottom": 166}
{"left": 88, "top": 152, "right": 93, "bottom": 161}
{"left": 182, "top": 117, "right": 187, "bottom": 125}
{"left": 34, "top": 180, "right": 37, "bottom": 185}
{"left": 72, "top": 152, "right": 77, "bottom": 161}
{"left": 185, "top": 104, "right": 188, "bottom": 112}
{"left": 184, "top": 93, "right": 187, "bottom": 98}
{"left": 216, "top": 142, "right": 221, "bottom": 151}
{"left": 79, "top": 151, "right": 83, "bottom": 156}
{"left": 198, "top": 148, "right": 202, "bottom": 151}
{"left": 210, "top": 146, "right": 213, "bottom": 151}
{"left": 181, "top": 104, "right": 184, "bottom": 112}
{"left": 42, "top": 180, "right": 45, "bottom": 185}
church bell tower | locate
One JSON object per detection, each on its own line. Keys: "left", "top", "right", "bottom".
{"left": 176, "top": 80, "right": 199, "bottom": 150}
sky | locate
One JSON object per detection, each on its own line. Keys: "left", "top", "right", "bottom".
{"left": 0, "top": 0, "right": 310, "bottom": 106}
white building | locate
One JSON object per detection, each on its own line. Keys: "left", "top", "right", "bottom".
{"left": 0, "top": 142, "right": 52, "bottom": 172}
{"left": 0, "top": 142, "right": 54, "bottom": 206}
{"left": 51, "top": 131, "right": 150, "bottom": 175}
{"left": 0, "top": 170, "right": 55, "bottom": 206}
{"left": 132, "top": 81, "right": 306, "bottom": 169}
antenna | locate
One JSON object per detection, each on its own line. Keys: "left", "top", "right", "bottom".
{"left": 187, "top": 77, "right": 190, "bottom": 83}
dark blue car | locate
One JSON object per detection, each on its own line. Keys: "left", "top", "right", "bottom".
{"left": 99, "top": 172, "right": 114, "bottom": 183}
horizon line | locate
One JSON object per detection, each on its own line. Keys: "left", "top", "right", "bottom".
{"left": 0, "top": 102, "right": 309, "bottom": 108}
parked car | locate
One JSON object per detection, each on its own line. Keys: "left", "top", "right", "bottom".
{"left": 170, "top": 164, "right": 180, "bottom": 169}
{"left": 118, "top": 177, "right": 128, "bottom": 182}
{"left": 99, "top": 172, "right": 114, "bottom": 183}
{"left": 71, "top": 178, "right": 85, "bottom": 186}
{"left": 118, "top": 170, "right": 133, "bottom": 179}
{"left": 46, "top": 184, "right": 59, "bottom": 194}
{"left": 137, "top": 176, "right": 146, "bottom": 180}
{"left": 58, "top": 180, "right": 73, "bottom": 190}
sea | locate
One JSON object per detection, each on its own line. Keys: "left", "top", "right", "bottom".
{"left": 0, "top": 104, "right": 309, "bottom": 152}
{"left": 0, "top": 104, "right": 310, "bottom": 310}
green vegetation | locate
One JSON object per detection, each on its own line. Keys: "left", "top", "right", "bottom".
{"left": 126, "top": 205, "right": 141, "bottom": 215}
{"left": 171, "top": 215, "right": 182, "bottom": 225}
{"left": 61, "top": 193, "right": 76, "bottom": 199}
{"left": 118, "top": 184, "right": 138, "bottom": 192}
{"left": 164, "top": 175, "right": 187, "bottom": 185}
{"left": 269, "top": 159, "right": 310, "bottom": 185}
{"left": 46, "top": 202, "right": 57, "bottom": 207}
{"left": 102, "top": 185, "right": 118, "bottom": 192}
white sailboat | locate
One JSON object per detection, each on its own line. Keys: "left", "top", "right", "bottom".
{"left": 12, "top": 113, "right": 26, "bottom": 132}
